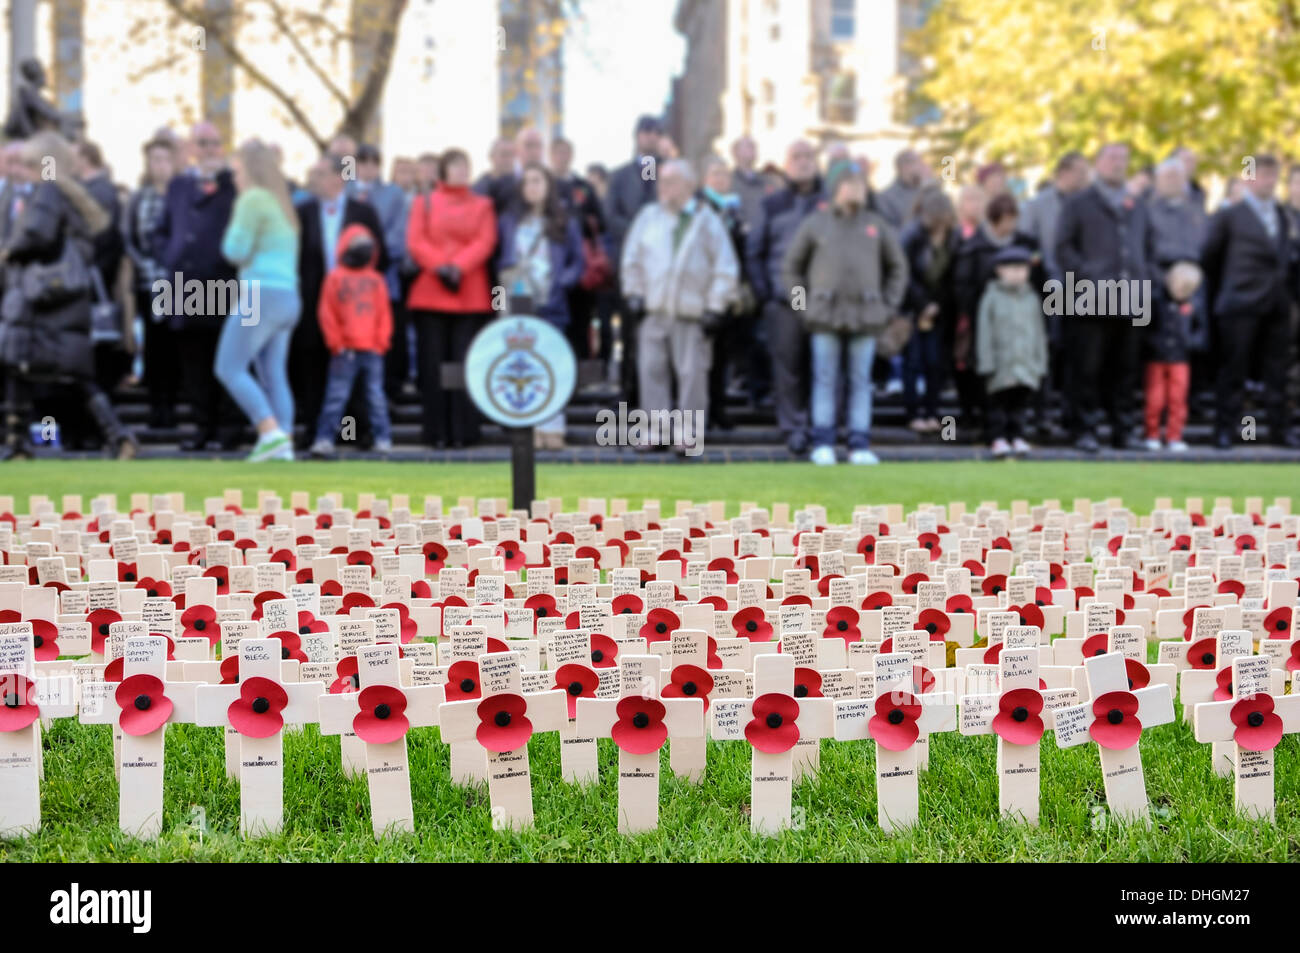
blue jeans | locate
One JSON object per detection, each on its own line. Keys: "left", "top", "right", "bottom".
{"left": 810, "top": 331, "right": 876, "bottom": 449}
{"left": 903, "top": 327, "right": 943, "bottom": 419}
{"left": 314, "top": 350, "right": 392, "bottom": 444}
{"left": 214, "top": 285, "right": 299, "bottom": 429}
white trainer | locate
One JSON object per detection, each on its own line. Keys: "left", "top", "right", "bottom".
{"left": 1143, "top": 438, "right": 1162, "bottom": 452}
{"left": 1167, "top": 440, "right": 1189, "bottom": 452}
{"left": 848, "top": 449, "right": 880, "bottom": 465}
{"left": 991, "top": 438, "right": 1011, "bottom": 457}
{"left": 1011, "top": 437, "right": 1032, "bottom": 455}
{"left": 810, "top": 445, "right": 838, "bottom": 466}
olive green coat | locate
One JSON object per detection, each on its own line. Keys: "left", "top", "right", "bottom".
{"left": 975, "top": 280, "right": 1048, "bottom": 393}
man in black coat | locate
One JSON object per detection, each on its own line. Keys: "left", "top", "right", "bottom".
{"left": 1054, "top": 142, "right": 1157, "bottom": 452}
{"left": 1201, "top": 153, "right": 1299, "bottom": 448}
{"left": 152, "top": 121, "right": 240, "bottom": 451}
{"left": 292, "top": 154, "right": 389, "bottom": 450}
{"left": 602, "top": 115, "right": 663, "bottom": 403}
{"left": 744, "top": 139, "right": 822, "bottom": 455}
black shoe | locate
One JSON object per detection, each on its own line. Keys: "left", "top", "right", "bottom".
{"left": 1214, "top": 430, "right": 1233, "bottom": 450}
{"left": 1074, "top": 433, "right": 1099, "bottom": 453}
{"left": 786, "top": 431, "right": 809, "bottom": 456}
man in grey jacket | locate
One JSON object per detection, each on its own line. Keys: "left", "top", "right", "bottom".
{"left": 1021, "top": 151, "right": 1089, "bottom": 282}
{"left": 874, "top": 149, "right": 930, "bottom": 231}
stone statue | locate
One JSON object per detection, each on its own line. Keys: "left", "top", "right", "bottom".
{"left": 4, "top": 59, "right": 64, "bottom": 140}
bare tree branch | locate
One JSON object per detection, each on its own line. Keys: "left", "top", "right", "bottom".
{"left": 257, "top": 0, "right": 351, "bottom": 110}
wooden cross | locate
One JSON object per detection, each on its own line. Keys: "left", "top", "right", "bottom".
{"left": 78, "top": 635, "right": 200, "bottom": 839}
{"left": 959, "top": 644, "right": 1079, "bottom": 824}
{"left": 0, "top": 629, "right": 76, "bottom": 836}
{"left": 318, "top": 641, "right": 441, "bottom": 838}
{"left": 575, "top": 654, "right": 704, "bottom": 833}
{"left": 1053, "top": 651, "right": 1174, "bottom": 824}
{"left": 1176, "top": 629, "right": 1277, "bottom": 777}
{"left": 663, "top": 627, "right": 744, "bottom": 782}
{"left": 438, "top": 650, "right": 567, "bottom": 830}
{"left": 832, "top": 651, "right": 956, "bottom": 832}
{"left": 194, "top": 637, "right": 324, "bottom": 836}
{"left": 548, "top": 627, "right": 603, "bottom": 784}
{"left": 709, "top": 653, "right": 834, "bottom": 835}
{"left": 1193, "top": 654, "right": 1300, "bottom": 821}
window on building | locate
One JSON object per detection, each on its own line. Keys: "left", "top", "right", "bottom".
{"left": 824, "top": 71, "right": 856, "bottom": 124}
{"left": 831, "top": 0, "right": 856, "bottom": 40}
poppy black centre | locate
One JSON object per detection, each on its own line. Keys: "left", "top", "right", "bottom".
{"left": 193, "top": 619, "right": 206, "bottom": 631}
{"left": 374, "top": 704, "right": 391, "bottom": 720}
{"left": 567, "top": 681, "right": 584, "bottom": 696}
{"left": 459, "top": 678, "right": 475, "bottom": 693}
{"left": 1011, "top": 706, "right": 1028, "bottom": 722}
{"left": 591, "top": 650, "right": 604, "bottom": 663}
{"left": 681, "top": 682, "right": 697, "bottom": 696}
{"left": 537, "top": 607, "right": 548, "bottom": 617}
{"left": 1201, "top": 652, "right": 1214, "bottom": 666}
{"left": 147, "top": 589, "right": 159, "bottom": 597}
{"left": 299, "top": 625, "right": 310, "bottom": 634}
{"left": 281, "top": 560, "right": 291, "bottom": 569}
{"left": 494, "top": 710, "right": 511, "bottom": 727}
{"left": 836, "top": 620, "right": 848, "bottom": 631}
{"left": 505, "top": 550, "right": 515, "bottom": 559}
{"left": 124, "top": 572, "right": 136, "bottom": 581}
{"left": 1093, "top": 648, "right": 1106, "bottom": 656}
{"left": 1107, "top": 709, "right": 1123, "bottom": 725}
{"left": 655, "top": 622, "right": 667, "bottom": 634}
{"left": 134, "top": 695, "right": 151, "bottom": 711}
{"left": 1247, "top": 712, "right": 1265, "bottom": 728}
{"left": 924, "top": 541, "right": 933, "bottom": 549}
{"left": 32, "top": 635, "right": 42, "bottom": 648}
{"left": 766, "top": 713, "right": 783, "bottom": 729}
{"left": 1277, "top": 620, "right": 1288, "bottom": 631}
{"left": 4, "top": 692, "right": 19, "bottom": 707}
{"left": 1128, "top": 678, "right": 1135, "bottom": 689}
{"left": 925, "top": 623, "right": 937, "bottom": 634}
{"left": 746, "top": 620, "right": 758, "bottom": 632}
{"left": 794, "top": 685, "right": 808, "bottom": 698}
{"left": 887, "top": 709, "right": 904, "bottom": 725}
{"left": 632, "top": 712, "right": 650, "bottom": 729}
{"left": 252, "top": 697, "right": 270, "bottom": 714}
{"left": 620, "top": 607, "right": 632, "bottom": 614}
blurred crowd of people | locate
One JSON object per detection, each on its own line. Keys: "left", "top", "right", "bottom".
{"left": 1, "top": 108, "right": 1298, "bottom": 462}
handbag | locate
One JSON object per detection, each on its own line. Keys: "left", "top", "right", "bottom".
{"left": 875, "top": 313, "right": 913, "bottom": 360}
{"left": 88, "top": 262, "right": 124, "bottom": 346}
{"left": 578, "top": 215, "right": 612, "bottom": 291}
{"left": 19, "top": 237, "right": 91, "bottom": 309}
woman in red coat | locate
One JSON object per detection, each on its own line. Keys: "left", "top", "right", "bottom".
{"left": 406, "top": 148, "right": 497, "bottom": 447}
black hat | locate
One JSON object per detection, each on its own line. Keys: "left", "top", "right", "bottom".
{"left": 356, "top": 143, "right": 382, "bottom": 164}
{"left": 635, "top": 115, "right": 664, "bottom": 135}
{"left": 992, "top": 245, "right": 1033, "bottom": 266}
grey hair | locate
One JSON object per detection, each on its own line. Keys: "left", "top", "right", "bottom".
{"left": 1155, "top": 158, "right": 1185, "bottom": 178}
{"left": 660, "top": 158, "right": 697, "bottom": 185}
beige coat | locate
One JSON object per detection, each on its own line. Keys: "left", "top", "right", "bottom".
{"left": 619, "top": 200, "right": 738, "bottom": 320}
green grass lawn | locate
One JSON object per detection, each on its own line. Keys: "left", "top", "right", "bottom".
{"left": 0, "top": 459, "right": 1297, "bottom": 861}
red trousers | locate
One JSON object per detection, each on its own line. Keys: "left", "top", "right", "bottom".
{"left": 1143, "top": 361, "right": 1189, "bottom": 441}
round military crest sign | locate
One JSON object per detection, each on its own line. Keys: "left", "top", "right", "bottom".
{"left": 464, "top": 316, "right": 576, "bottom": 429}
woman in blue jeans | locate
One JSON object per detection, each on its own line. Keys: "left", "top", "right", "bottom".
{"left": 214, "top": 139, "right": 301, "bottom": 461}
{"left": 781, "top": 160, "right": 908, "bottom": 464}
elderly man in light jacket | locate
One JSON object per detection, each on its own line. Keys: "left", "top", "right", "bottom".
{"left": 620, "top": 159, "right": 738, "bottom": 449}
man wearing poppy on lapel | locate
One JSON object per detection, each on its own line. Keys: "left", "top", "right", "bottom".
{"left": 292, "top": 154, "right": 388, "bottom": 451}
{"left": 152, "top": 120, "right": 241, "bottom": 451}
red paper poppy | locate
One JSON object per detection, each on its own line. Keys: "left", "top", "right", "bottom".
{"left": 793, "top": 668, "right": 823, "bottom": 698}
{"left": 611, "top": 696, "right": 668, "bottom": 754}
{"left": 1180, "top": 605, "right": 1210, "bottom": 640}
{"left": 794, "top": 554, "right": 820, "bottom": 580}
{"left": 1106, "top": 536, "right": 1124, "bottom": 557}
{"left": 181, "top": 604, "right": 221, "bottom": 647}
{"left": 917, "top": 533, "right": 942, "bottom": 560}
{"left": 706, "top": 636, "right": 723, "bottom": 670}
{"left": 227, "top": 676, "right": 288, "bottom": 738}
{"left": 658, "top": 548, "right": 688, "bottom": 574}
{"left": 1171, "top": 534, "right": 1192, "bottom": 551}
{"left": 745, "top": 693, "right": 801, "bottom": 753}
{"left": 329, "top": 656, "right": 360, "bottom": 694}
{"left": 590, "top": 633, "right": 618, "bottom": 669}
{"left": 1089, "top": 691, "right": 1142, "bottom": 749}
{"left": 990, "top": 536, "right": 1013, "bottom": 551}
{"left": 495, "top": 540, "right": 526, "bottom": 570}
{"left": 1217, "top": 580, "right": 1244, "bottom": 599}
{"left": 219, "top": 655, "right": 240, "bottom": 684}
{"left": 294, "top": 568, "right": 314, "bottom": 585}
{"left": 340, "top": 592, "right": 375, "bottom": 614}
{"left": 86, "top": 608, "right": 122, "bottom": 655}
{"left": 353, "top": 685, "right": 410, "bottom": 744}
{"left": 868, "top": 691, "right": 921, "bottom": 751}
{"left": 476, "top": 692, "right": 533, "bottom": 752}
{"left": 0, "top": 674, "right": 39, "bottom": 731}
{"left": 1080, "top": 633, "right": 1109, "bottom": 659}
{"left": 901, "top": 572, "right": 928, "bottom": 595}
{"left": 914, "top": 608, "right": 950, "bottom": 642}
{"left": 199, "top": 565, "right": 229, "bottom": 594}
{"left": 640, "top": 608, "right": 681, "bottom": 644}
{"left": 1234, "top": 535, "right": 1257, "bottom": 554}
{"left": 1287, "top": 642, "right": 1300, "bottom": 673}
{"left": 913, "top": 665, "right": 937, "bottom": 695}
{"left": 823, "top": 606, "right": 860, "bottom": 644}
{"left": 407, "top": 579, "right": 431, "bottom": 600}
{"left": 707, "top": 557, "right": 739, "bottom": 584}
{"left": 982, "top": 641, "right": 1006, "bottom": 665}
{"left": 1186, "top": 638, "right": 1217, "bottom": 671}
{"left": 1049, "top": 563, "right": 1067, "bottom": 589}
{"left": 116, "top": 673, "right": 173, "bottom": 736}
{"left": 554, "top": 663, "right": 599, "bottom": 718}
{"left": 1125, "top": 659, "right": 1151, "bottom": 690}
{"left": 264, "top": 630, "right": 307, "bottom": 663}
{"left": 379, "top": 602, "right": 418, "bottom": 643}
{"left": 1230, "top": 694, "right": 1283, "bottom": 751}
{"left": 982, "top": 574, "right": 1008, "bottom": 596}
{"left": 963, "top": 559, "right": 987, "bottom": 577}
{"left": 30, "top": 619, "right": 59, "bottom": 661}
{"left": 1008, "top": 603, "right": 1045, "bottom": 631}
{"left": 1033, "top": 587, "right": 1054, "bottom": 607}
{"left": 1263, "top": 607, "right": 1292, "bottom": 638}
{"left": 662, "top": 664, "right": 714, "bottom": 703}
{"left": 856, "top": 592, "right": 889, "bottom": 613}
{"left": 732, "top": 606, "right": 773, "bottom": 642}
{"left": 114, "top": 561, "right": 137, "bottom": 583}
{"left": 444, "top": 660, "right": 482, "bottom": 701}
{"left": 574, "top": 545, "right": 602, "bottom": 569}
{"left": 946, "top": 594, "right": 974, "bottom": 615}
{"left": 992, "top": 688, "right": 1045, "bottom": 745}
{"left": 1213, "top": 667, "right": 1234, "bottom": 702}
{"left": 422, "top": 542, "right": 449, "bottom": 575}
{"left": 135, "top": 577, "right": 172, "bottom": 598}
{"left": 609, "top": 593, "right": 642, "bottom": 616}
{"left": 857, "top": 535, "right": 877, "bottom": 564}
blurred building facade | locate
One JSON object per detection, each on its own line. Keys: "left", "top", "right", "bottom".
{"left": 670, "top": 0, "right": 930, "bottom": 175}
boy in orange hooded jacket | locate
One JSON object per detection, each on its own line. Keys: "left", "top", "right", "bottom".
{"left": 310, "top": 224, "right": 395, "bottom": 456}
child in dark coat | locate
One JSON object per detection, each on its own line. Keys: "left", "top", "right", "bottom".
{"left": 1142, "top": 261, "right": 1204, "bottom": 452}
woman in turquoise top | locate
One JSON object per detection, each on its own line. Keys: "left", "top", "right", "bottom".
{"left": 214, "top": 139, "right": 301, "bottom": 461}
